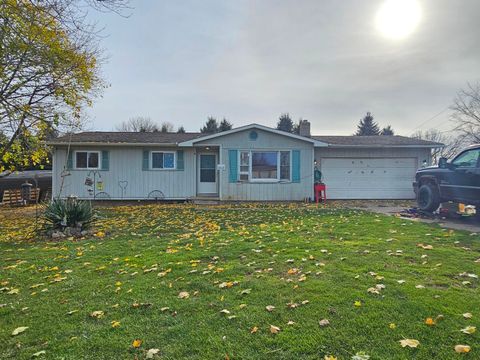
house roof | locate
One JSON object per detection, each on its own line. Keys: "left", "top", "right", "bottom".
{"left": 311, "top": 135, "right": 444, "bottom": 148}
{"left": 48, "top": 126, "right": 444, "bottom": 148}
{"left": 177, "top": 123, "right": 328, "bottom": 147}
{"left": 49, "top": 131, "right": 203, "bottom": 145}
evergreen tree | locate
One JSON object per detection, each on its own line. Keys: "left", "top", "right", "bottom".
{"left": 219, "top": 118, "right": 233, "bottom": 132}
{"left": 200, "top": 117, "right": 219, "bottom": 134}
{"left": 380, "top": 125, "right": 394, "bottom": 135}
{"left": 355, "top": 112, "right": 380, "bottom": 136}
{"left": 276, "top": 113, "right": 294, "bottom": 132}
{"left": 177, "top": 126, "right": 186, "bottom": 133}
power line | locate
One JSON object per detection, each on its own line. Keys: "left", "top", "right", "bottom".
{"left": 411, "top": 106, "right": 450, "bottom": 132}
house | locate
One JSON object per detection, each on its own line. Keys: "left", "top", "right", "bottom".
{"left": 48, "top": 122, "right": 443, "bottom": 201}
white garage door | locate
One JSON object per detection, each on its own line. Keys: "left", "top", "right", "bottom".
{"left": 321, "top": 158, "right": 417, "bottom": 199}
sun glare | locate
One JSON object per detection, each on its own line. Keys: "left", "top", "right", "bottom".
{"left": 375, "top": 0, "right": 422, "bottom": 40}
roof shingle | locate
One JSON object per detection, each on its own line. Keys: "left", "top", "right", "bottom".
{"left": 49, "top": 131, "right": 443, "bottom": 147}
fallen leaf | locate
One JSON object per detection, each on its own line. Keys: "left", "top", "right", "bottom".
{"left": 454, "top": 345, "right": 471, "bottom": 353}
{"left": 425, "top": 318, "right": 436, "bottom": 326}
{"left": 132, "top": 339, "right": 142, "bottom": 348}
{"left": 32, "top": 350, "right": 46, "bottom": 357}
{"left": 178, "top": 291, "right": 189, "bottom": 299}
{"left": 389, "top": 323, "right": 396, "bottom": 329}
{"left": 354, "top": 300, "right": 362, "bottom": 307}
{"left": 265, "top": 305, "right": 275, "bottom": 312}
{"left": 399, "top": 339, "right": 420, "bottom": 348}
{"left": 319, "top": 319, "right": 330, "bottom": 327}
{"left": 250, "top": 326, "right": 258, "bottom": 334}
{"left": 270, "top": 325, "right": 281, "bottom": 334}
{"left": 11, "top": 326, "right": 28, "bottom": 336}
{"left": 460, "top": 326, "right": 476, "bottom": 335}
{"left": 146, "top": 348, "right": 160, "bottom": 358}
{"left": 90, "top": 310, "right": 104, "bottom": 319}
{"left": 111, "top": 320, "right": 121, "bottom": 328}
{"left": 463, "top": 313, "right": 473, "bottom": 319}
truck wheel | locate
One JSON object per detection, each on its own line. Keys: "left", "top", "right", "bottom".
{"left": 417, "top": 184, "right": 440, "bottom": 212}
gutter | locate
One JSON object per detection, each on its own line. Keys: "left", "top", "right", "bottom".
{"left": 47, "top": 142, "right": 183, "bottom": 147}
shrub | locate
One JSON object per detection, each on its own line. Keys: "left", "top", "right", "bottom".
{"left": 43, "top": 198, "right": 95, "bottom": 230}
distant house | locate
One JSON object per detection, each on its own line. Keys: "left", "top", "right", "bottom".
{"left": 48, "top": 122, "right": 442, "bottom": 201}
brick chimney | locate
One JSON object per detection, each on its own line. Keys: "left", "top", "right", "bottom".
{"left": 299, "top": 120, "right": 311, "bottom": 137}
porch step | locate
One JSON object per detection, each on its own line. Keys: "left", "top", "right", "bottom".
{"left": 191, "top": 196, "right": 220, "bottom": 205}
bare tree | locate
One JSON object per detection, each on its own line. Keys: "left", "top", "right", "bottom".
{"left": 116, "top": 117, "right": 159, "bottom": 132}
{"left": 411, "top": 129, "right": 464, "bottom": 163}
{"left": 451, "top": 82, "right": 480, "bottom": 144}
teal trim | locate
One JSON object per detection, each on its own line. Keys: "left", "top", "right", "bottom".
{"left": 101, "top": 150, "right": 109, "bottom": 171}
{"left": 142, "top": 150, "right": 149, "bottom": 171}
{"left": 292, "top": 150, "right": 301, "bottom": 183}
{"left": 67, "top": 151, "right": 73, "bottom": 170}
{"left": 228, "top": 149, "right": 238, "bottom": 183}
{"left": 177, "top": 150, "right": 184, "bottom": 170}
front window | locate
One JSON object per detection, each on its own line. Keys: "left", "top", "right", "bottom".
{"left": 252, "top": 152, "right": 277, "bottom": 179}
{"left": 452, "top": 149, "right": 480, "bottom": 168}
{"left": 75, "top": 151, "right": 100, "bottom": 169}
{"left": 151, "top": 151, "right": 175, "bottom": 169}
{"left": 238, "top": 150, "right": 291, "bottom": 182}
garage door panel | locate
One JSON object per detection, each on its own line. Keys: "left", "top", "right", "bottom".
{"left": 322, "top": 157, "right": 417, "bottom": 199}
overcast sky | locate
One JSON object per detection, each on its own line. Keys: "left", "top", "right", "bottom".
{"left": 86, "top": 0, "right": 480, "bottom": 135}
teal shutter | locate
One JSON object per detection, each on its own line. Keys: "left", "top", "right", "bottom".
{"left": 142, "top": 150, "right": 149, "bottom": 171}
{"left": 101, "top": 150, "right": 109, "bottom": 171}
{"left": 228, "top": 150, "right": 238, "bottom": 183}
{"left": 67, "top": 151, "right": 73, "bottom": 170}
{"left": 176, "top": 150, "right": 184, "bottom": 170}
{"left": 292, "top": 150, "right": 301, "bottom": 183}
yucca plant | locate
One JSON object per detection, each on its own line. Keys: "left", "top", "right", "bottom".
{"left": 43, "top": 198, "right": 95, "bottom": 230}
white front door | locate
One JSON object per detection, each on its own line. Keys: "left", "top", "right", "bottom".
{"left": 197, "top": 153, "right": 218, "bottom": 195}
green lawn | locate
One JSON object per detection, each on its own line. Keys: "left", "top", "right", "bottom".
{"left": 0, "top": 204, "right": 479, "bottom": 359}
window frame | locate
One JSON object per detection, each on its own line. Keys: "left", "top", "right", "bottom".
{"left": 452, "top": 148, "right": 480, "bottom": 169}
{"left": 150, "top": 151, "right": 176, "bottom": 170}
{"left": 74, "top": 150, "right": 101, "bottom": 170}
{"left": 238, "top": 150, "right": 292, "bottom": 183}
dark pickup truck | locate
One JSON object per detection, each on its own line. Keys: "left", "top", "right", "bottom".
{"left": 413, "top": 144, "right": 480, "bottom": 212}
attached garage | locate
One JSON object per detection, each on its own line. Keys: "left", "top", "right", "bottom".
{"left": 321, "top": 157, "right": 418, "bottom": 199}
{"left": 313, "top": 136, "right": 441, "bottom": 200}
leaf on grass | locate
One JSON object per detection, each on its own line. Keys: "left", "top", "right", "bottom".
{"left": 32, "top": 350, "right": 46, "bottom": 357}
{"left": 178, "top": 291, "right": 189, "bottom": 299}
{"left": 132, "top": 339, "right": 142, "bottom": 348}
{"left": 454, "top": 345, "right": 471, "bottom": 353}
{"left": 111, "top": 321, "right": 121, "bottom": 328}
{"left": 146, "top": 348, "right": 160, "bottom": 358}
{"left": 460, "top": 326, "right": 476, "bottom": 335}
{"left": 90, "top": 311, "right": 104, "bottom": 319}
{"left": 425, "top": 318, "right": 436, "bottom": 326}
{"left": 220, "top": 309, "right": 231, "bottom": 315}
{"left": 66, "top": 310, "right": 78, "bottom": 316}
{"left": 240, "top": 289, "right": 251, "bottom": 295}
{"left": 250, "top": 326, "right": 258, "bottom": 334}
{"left": 12, "top": 326, "right": 28, "bottom": 336}
{"left": 399, "top": 339, "right": 420, "bottom": 348}
{"left": 319, "top": 319, "right": 330, "bottom": 327}
{"left": 270, "top": 325, "right": 281, "bottom": 334}
{"left": 265, "top": 305, "right": 275, "bottom": 312}
{"left": 463, "top": 313, "right": 473, "bottom": 319}
{"left": 354, "top": 301, "right": 362, "bottom": 307}
{"left": 351, "top": 352, "right": 370, "bottom": 360}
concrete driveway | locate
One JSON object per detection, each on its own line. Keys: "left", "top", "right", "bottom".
{"left": 339, "top": 200, "right": 480, "bottom": 234}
